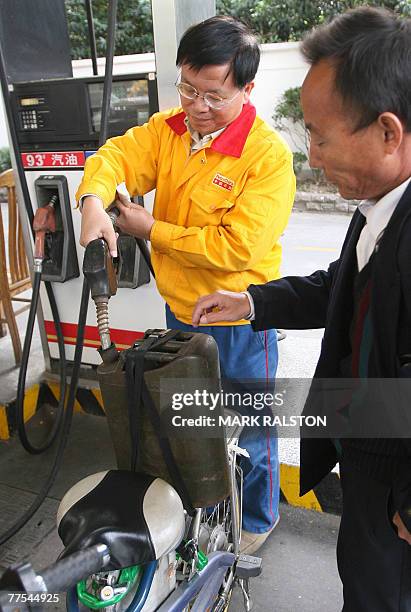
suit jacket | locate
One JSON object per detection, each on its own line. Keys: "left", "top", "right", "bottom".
{"left": 249, "top": 181, "right": 411, "bottom": 530}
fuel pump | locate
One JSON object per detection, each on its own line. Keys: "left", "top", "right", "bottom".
{"left": 0, "top": 0, "right": 123, "bottom": 545}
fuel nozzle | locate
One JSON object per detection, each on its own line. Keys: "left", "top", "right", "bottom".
{"left": 32, "top": 195, "right": 58, "bottom": 273}
{"left": 83, "top": 239, "right": 117, "bottom": 353}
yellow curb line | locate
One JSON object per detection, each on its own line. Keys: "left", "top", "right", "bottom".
{"left": 23, "top": 384, "right": 41, "bottom": 422}
{"left": 0, "top": 405, "right": 9, "bottom": 440}
{"left": 295, "top": 246, "right": 338, "bottom": 252}
{"left": 91, "top": 388, "right": 105, "bottom": 411}
{"left": 0, "top": 384, "right": 40, "bottom": 441}
{"left": 280, "top": 463, "right": 322, "bottom": 512}
{"left": 47, "top": 382, "right": 83, "bottom": 413}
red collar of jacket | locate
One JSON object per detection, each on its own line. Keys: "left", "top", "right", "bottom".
{"left": 165, "top": 102, "right": 257, "bottom": 158}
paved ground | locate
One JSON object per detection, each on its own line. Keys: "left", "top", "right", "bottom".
{"left": 0, "top": 211, "right": 351, "bottom": 610}
{"left": 278, "top": 211, "right": 350, "bottom": 468}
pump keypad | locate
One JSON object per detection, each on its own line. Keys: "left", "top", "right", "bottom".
{"left": 20, "top": 109, "right": 43, "bottom": 130}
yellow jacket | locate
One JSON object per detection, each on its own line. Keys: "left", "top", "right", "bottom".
{"left": 76, "top": 104, "right": 295, "bottom": 324}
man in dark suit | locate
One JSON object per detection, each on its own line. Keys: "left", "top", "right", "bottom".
{"left": 192, "top": 6, "right": 411, "bottom": 610}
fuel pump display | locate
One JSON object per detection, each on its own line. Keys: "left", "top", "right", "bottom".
{"left": 11, "top": 74, "right": 159, "bottom": 148}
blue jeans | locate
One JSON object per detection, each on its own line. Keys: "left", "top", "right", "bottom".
{"left": 166, "top": 304, "right": 279, "bottom": 534}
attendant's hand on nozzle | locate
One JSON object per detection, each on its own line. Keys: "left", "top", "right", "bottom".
{"left": 80, "top": 196, "right": 118, "bottom": 258}
{"left": 114, "top": 193, "right": 155, "bottom": 240}
{"left": 192, "top": 290, "right": 251, "bottom": 326}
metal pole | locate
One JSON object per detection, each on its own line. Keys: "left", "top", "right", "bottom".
{"left": 99, "top": 0, "right": 118, "bottom": 145}
{"left": 85, "top": 0, "right": 98, "bottom": 76}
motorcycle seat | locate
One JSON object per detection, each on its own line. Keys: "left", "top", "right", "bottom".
{"left": 57, "top": 470, "right": 185, "bottom": 570}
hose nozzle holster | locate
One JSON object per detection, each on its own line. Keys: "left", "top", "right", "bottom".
{"left": 33, "top": 199, "right": 57, "bottom": 268}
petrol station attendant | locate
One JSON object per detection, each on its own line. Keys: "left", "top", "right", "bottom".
{"left": 77, "top": 16, "right": 295, "bottom": 554}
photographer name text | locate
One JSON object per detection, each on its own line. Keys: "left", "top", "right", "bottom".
{"left": 171, "top": 414, "right": 327, "bottom": 428}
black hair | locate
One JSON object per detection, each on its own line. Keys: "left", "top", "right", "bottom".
{"left": 300, "top": 6, "right": 411, "bottom": 132}
{"left": 176, "top": 16, "right": 260, "bottom": 88}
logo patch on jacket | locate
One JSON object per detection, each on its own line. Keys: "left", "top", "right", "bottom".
{"left": 212, "top": 173, "right": 234, "bottom": 191}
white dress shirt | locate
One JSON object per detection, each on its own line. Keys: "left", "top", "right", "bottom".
{"left": 356, "top": 177, "right": 411, "bottom": 271}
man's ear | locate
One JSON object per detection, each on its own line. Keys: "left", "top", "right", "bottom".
{"left": 243, "top": 81, "right": 254, "bottom": 103}
{"left": 377, "top": 112, "right": 404, "bottom": 154}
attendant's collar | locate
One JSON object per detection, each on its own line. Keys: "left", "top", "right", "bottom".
{"left": 183, "top": 117, "right": 225, "bottom": 151}
{"left": 166, "top": 102, "right": 257, "bottom": 158}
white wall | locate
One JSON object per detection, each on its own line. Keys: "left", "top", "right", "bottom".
{"left": 0, "top": 41, "right": 308, "bottom": 151}
{"left": 254, "top": 42, "right": 308, "bottom": 151}
{"left": 254, "top": 42, "right": 308, "bottom": 127}
{"left": 71, "top": 52, "right": 156, "bottom": 78}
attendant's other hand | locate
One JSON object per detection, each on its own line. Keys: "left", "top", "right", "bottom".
{"left": 192, "top": 290, "right": 251, "bottom": 326}
{"left": 114, "top": 197, "right": 155, "bottom": 240}
{"left": 393, "top": 511, "right": 411, "bottom": 545}
{"left": 80, "top": 196, "right": 118, "bottom": 257}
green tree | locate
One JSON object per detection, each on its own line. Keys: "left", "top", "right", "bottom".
{"left": 65, "top": 1, "right": 410, "bottom": 59}
{"left": 273, "top": 86, "right": 326, "bottom": 182}
{"left": 65, "top": 0, "right": 153, "bottom": 59}
{"left": 216, "top": 0, "right": 409, "bottom": 42}
{"left": 273, "top": 87, "right": 310, "bottom": 176}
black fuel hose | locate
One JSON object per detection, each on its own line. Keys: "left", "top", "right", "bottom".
{"left": 136, "top": 238, "right": 155, "bottom": 278}
{"left": 15, "top": 273, "right": 67, "bottom": 453}
{"left": 0, "top": 280, "right": 90, "bottom": 546}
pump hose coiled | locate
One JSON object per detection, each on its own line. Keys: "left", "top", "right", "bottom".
{"left": 16, "top": 273, "right": 67, "bottom": 454}
{"left": 0, "top": 280, "right": 90, "bottom": 546}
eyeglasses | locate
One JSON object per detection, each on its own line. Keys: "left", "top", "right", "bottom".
{"left": 175, "top": 80, "right": 242, "bottom": 110}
